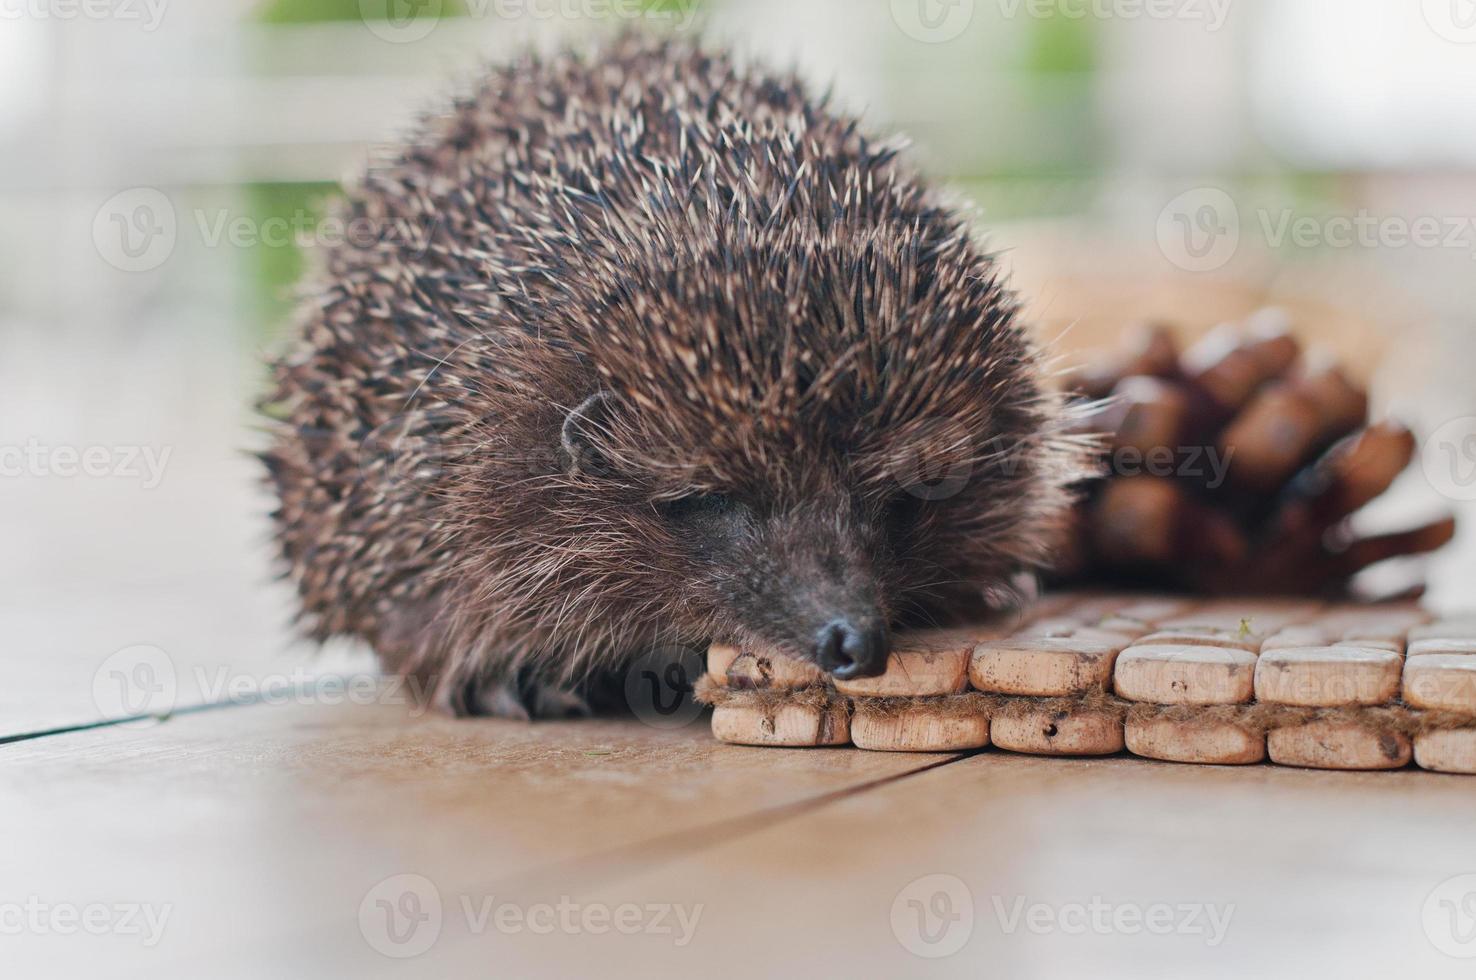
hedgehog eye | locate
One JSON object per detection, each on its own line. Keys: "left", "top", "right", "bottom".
{"left": 884, "top": 493, "right": 925, "bottom": 533}
{"left": 656, "top": 492, "right": 736, "bottom": 522}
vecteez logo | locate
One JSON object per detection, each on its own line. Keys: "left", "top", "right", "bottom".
{"left": 1423, "top": 0, "right": 1476, "bottom": 43}
{"left": 1424, "top": 417, "right": 1476, "bottom": 502}
{"left": 1424, "top": 874, "right": 1476, "bottom": 958}
{"left": 1156, "top": 187, "right": 1241, "bottom": 273}
{"left": 358, "top": 0, "right": 442, "bottom": 43}
{"left": 890, "top": 0, "right": 976, "bottom": 43}
{"left": 360, "top": 874, "right": 444, "bottom": 958}
{"left": 358, "top": 875, "right": 703, "bottom": 956}
{"left": 623, "top": 645, "right": 707, "bottom": 730}
{"left": 92, "top": 188, "right": 442, "bottom": 273}
{"left": 995, "top": 0, "right": 1234, "bottom": 31}
{"left": 93, "top": 188, "right": 177, "bottom": 273}
{"left": 0, "top": 0, "right": 168, "bottom": 31}
{"left": 90, "top": 644, "right": 178, "bottom": 727}
{"left": 891, "top": 874, "right": 975, "bottom": 958}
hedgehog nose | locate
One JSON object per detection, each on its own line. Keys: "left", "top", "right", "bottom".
{"left": 814, "top": 619, "right": 889, "bottom": 680}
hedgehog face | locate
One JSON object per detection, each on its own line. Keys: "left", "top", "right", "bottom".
{"left": 631, "top": 451, "right": 1038, "bottom": 677}
{"left": 561, "top": 396, "right": 892, "bottom": 677}
{"left": 655, "top": 487, "right": 892, "bottom": 678}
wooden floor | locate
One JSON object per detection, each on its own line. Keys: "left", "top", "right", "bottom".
{"left": 7, "top": 440, "right": 1476, "bottom": 979}
{"left": 11, "top": 601, "right": 1476, "bottom": 976}
{"left": 10, "top": 694, "right": 1476, "bottom": 979}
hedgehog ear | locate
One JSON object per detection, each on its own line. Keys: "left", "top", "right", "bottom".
{"left": 560, "top": 391, "right": 619, "bottom": 478}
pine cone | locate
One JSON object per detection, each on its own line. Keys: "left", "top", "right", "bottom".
{"left": 1054, "top": 312, "right": 1456, "bottom": 597}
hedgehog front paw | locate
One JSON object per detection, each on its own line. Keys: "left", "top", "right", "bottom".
{"left": 450, "top": 670, "right": 593, "bottom": 721}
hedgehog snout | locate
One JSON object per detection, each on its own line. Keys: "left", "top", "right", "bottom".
{"left": 813, "top": 618, "right": 889, "bottom": 679}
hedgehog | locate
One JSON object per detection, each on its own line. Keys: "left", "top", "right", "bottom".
{"left": 259, "top": 34, "right": 1104, "bottom": 718}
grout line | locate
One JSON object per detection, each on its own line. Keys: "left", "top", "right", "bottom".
{"left": 0, "top": 687, "right": 299, "bottom": 748}
{"left": 0, "top": 699, "right": 259, "bottom": 747}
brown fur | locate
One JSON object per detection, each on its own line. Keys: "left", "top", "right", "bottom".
{"left": 261, "top": 34, "right": 1092, "bottom": 716}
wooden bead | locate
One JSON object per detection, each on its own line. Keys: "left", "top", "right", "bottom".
{"left": 1091, "top": 616, "right": 1155, "bottom": 640}
{"left": 1112, "top": 597, "right": 1199, "bottom": 627}
{"left": 1262, "top": 626, "right": 1332, "bottom": 651}
{"left": 1134, "top": 630, "right": 1261, "bottom": 653}
{"left": 1267, "top": 722, "right": 1411, "bottom": 771}
{"left": 851, "top": 707, "right": 989, "bottom": 752}
{"left": 1414, "top": 730, "right": 1476, "bottom": 775}
{"left": 1253, "top": 646, "right": 1402, "bottom": 707}
{"left": 1160, "top": 601, "right": 1318, "bottom": 639}
{"left": 1114, "top": 644, "right": 1257, "bottom": 705}
{"left": 970, "top": 636, "right": 1128, "bottom": 697}
{"left": 833, "top": 629, "right": 981, "bottom": 697}
{"left": 709, "top": 647, "right": 824, "bottom": 691}
{"left": 1125, "top": 717, "right": 1265, "bottom": 765}
{"left": 1023, "top": 608, "right": 1146, "bottom": 645}
{"left": 1318, "top": 606, "right": 1428, "bottom": 646}
{"left": 1022, "top": 591, "right": 1097, "bottom": 623}
{"left": 834, "top": 650, "right": 969, "bottom": 697}
{"left": 1014, "top": 617, "right": 1086, "bottom": 638}
{"left": 1410, "top": 620, "right": 1476, "bottom": 642}
{"left": 1335, "top": 639, "right": 1404, "bottom": 654}
{"left": 1407, "top": 638, "right": 1476, "bottom": 659}
{"left": 711, "top": 702, "right": 850, "bottom": 747}
{"left": 990, "top": 709, "right": 1124, "bottom": 756}
{"left": 1403, "top": 656, "right": 1476, "bottom": 712}
{"left": 1054, "top": 594, "right": 1147, "bottom": 623}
